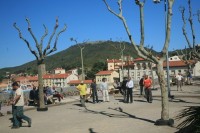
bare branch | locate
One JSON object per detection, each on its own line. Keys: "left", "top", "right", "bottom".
{"left": 46, "top": 24, "right": 67, "bottom": 56}
{"left": 103, "top": 0, "right": 123, "bottom": 19}
{"left": 179, "top": 6, "right": 193, "bottom": 48}
{"left": 162, "top": 0, "right": 174, "bottom": 54}
{"left": 43, "top": 17, "right": 59, "bottom": 56}
{"left": 198, "top": 10, "right": 200, "bottom": 23}
{"left": 188, "top": 0, "right": 196, "bottom": 48}
{"left": 103, "top": 0, "right": 157, "bottom": 63}
{"left": 13, "top": 23, "right": 39, "bottom": 60}
{"left": 40, "top": 24, "right": 48, "bottom": 49}
{"left": 137, "top": 1, "right": 145, "bottom": 47}
{"left": 25, "top": 18, "right": 42, "bottom": 57}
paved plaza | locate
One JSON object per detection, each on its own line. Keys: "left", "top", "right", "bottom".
{"left": 0, "top": 85, "right": 199, "bottom": 133}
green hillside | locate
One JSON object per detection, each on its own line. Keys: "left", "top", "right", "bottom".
{"left": 0, "top": 41, "right": 156, "bottom": 77}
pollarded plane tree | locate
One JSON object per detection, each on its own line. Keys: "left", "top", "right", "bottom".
{"left": 175, "top": 1, "right": 200, "bottom": 132}
{"left": 103, "top": 0, "right": 174, "bottom": 125}
{"left": 179, "top": 0, "right": 200, "bottom": 61}
{"left": 13, "top": 18, "right": 67, "bottom": 111}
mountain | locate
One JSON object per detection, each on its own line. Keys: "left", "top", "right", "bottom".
{"left": 0, "top": 41, "right": 158, "bottom": 77}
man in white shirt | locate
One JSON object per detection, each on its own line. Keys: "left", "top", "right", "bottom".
{"left": 100, "top": 78, "right": 109, "bottom": 102}
{"left": 11, "top": 82, "right": 31, "bottom": 129}
{"left": 126, "top": 77, "right": 134, "bottom": 103}
{"left": 176, "top": 73, "right": 183, "bottom": 91}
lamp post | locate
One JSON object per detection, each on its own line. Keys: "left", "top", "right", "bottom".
{"left": 70, "top": 38, "right": 85, "bottom": 80}
{"left": 120, "top": 41, "right": 126, "bottom": 80}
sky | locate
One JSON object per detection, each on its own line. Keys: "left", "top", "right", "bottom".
{"left": 0, "top": 0, "right": 200, "bottom": 69}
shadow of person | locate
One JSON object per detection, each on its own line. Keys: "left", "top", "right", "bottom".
{"left": 89, "top": 128, "right": 97, "bottom": 133}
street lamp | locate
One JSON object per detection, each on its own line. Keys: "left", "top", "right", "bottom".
{"left": 70, "top": 38, "right": 86, "bottom": 80}
{"left": 119, "top": 40, "right": 126, "bottom": 80}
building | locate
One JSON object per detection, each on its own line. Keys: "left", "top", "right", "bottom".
{"left": 66, "top": 68, "right": 78, "bottom": 75}
{"left": 107, "top": 58, "right": 134, "bottom": 71}
{"left": 43, "top": 73, "right": 78, "bottom": 87}
{"left": 13, "top": 73, "right": 78, "bottom": 88}
{"left": 107, "top": 59, "right": 124, "bottom": 71}
{"left": 54, "top": 68, "right": 66, "bottom": 74}
{"left": 118, "top": 56, "right": 200, "bottom": 84}
{"left": 28, "top": 76, "right": 38, "bottom": 86}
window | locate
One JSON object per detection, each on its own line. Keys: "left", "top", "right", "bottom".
{"left": 131, "top": 72, "right": 134, "bottom": 76}
{"left": 137, "top": 72, "right": 140, "bottom": 76}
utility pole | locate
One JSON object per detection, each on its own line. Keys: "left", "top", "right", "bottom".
{"left": 70, "top": 38, "right": 87, "bottom": 80}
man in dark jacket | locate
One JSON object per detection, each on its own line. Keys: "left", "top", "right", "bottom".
{"left": 90, "top": 79, "right": 99, "bottom": 103}
{"left": 121, "top": 77, "right": 128, "bottom": 102}
{"left": 139, "top": 76, "right": 144, "bottom": 95}
{"left": 29, "top": 86, "right": 39, "bottom": 106}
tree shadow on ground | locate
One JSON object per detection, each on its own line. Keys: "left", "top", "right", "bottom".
{"left": 89, "top": 128, "right": 97, "bottom": 133}
{"left": 153, "top": 98, "right": 200, "bottom": 104}
{"left": 84, "top": 107, "right": 155, "bottom": 124}
{"left": 114, "top": 98, "right": 125, "bottom": 103}
{"left": 115, "top": 98, "right": 147, "bottom": 103}
{"left": 134, "top": 99, "right": 147, "bottom": 103}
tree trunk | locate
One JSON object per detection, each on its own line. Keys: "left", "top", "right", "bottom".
{"left": 157, "top": 60, "right": 169, "bottom": 120}
{"left": 37, "top": 62, "right": 47, "bottom": 111}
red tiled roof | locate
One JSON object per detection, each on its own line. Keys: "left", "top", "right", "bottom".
{"left": 68, "top": 80, "right": 92, "bottom": 84}
{"left": 15, "top": 77, "right": 26, "bottom": 82}
{"left": 28, "top": 76, "right": 38, "bottom": 81}
{"left": 163, "top": 60, "right": 187, "bottom": 67}
{"left": 43, "top": 74, "right": 70, "bottom": 79}
{"left": 95, "top": 71, "right": 114, "bottom": 75}
{"left": 134, "top": 58, "right": 145, "bottom": 61}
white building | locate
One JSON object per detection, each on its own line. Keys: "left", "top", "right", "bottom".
{"left": 54, "top": 68, "right": 66, "bottom": 74}
{"left": 43, "top": 73, "right": 78, "bottom": 87}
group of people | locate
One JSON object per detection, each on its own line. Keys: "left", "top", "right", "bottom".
{"left": 43, "top": 86, "right": 64, "bottom": 104}
{"left": 8, "top": 76, "right": 153, "bottom": 128}
{"left": 76, "top": 78, "right": 109, "bottom": 108}
{"left": 76, "top": 75, "right": 153, "bottom": 108}
{"left": 29, "top": 86, "right": 64, "bottom": 105}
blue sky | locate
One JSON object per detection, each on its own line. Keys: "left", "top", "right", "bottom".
{"left": 0, "top": 0, "right": 200, "bottom": 69}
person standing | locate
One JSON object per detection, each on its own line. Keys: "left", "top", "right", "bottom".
{"left": 143, "top": 75, "right": 153, "bottom": 103}
{"left": 126, "top": 77, "right": 134, "bottom": 103}
{"left": 11, "top": 82, "right": 31, "bottom": 129}
{"left": 76, "top": 81, "right": 87, "bottom": 108}
{"left": 29, "top": 86, "right": 39, "bottom": 106}
{"left": 121, "top": 77, "right": 128, "bottom": 102}
{"left": 100, "top": 78, "right": 109, "bottom": 102}
{"left": 139, "top": 76, "right": 144, "bottom": 96}
{"left": 176, "top": 73, "right": 183, "bottom": 91}
{"left": 90, "top": 79, "right": 99, "bottom": 104}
